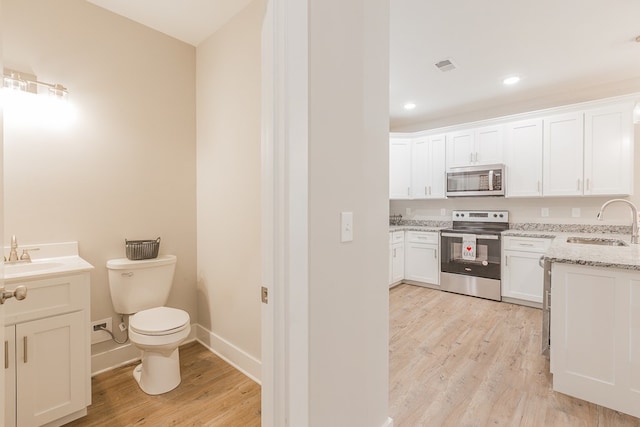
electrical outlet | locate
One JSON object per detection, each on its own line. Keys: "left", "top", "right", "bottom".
{"left": 571, "top": 208, "right": 581, "bottom": 218}
{"left": 440, "top": 208, "right": 446, "bottom": 216}
{"left": 91, "top": 318, "right": 113, "bottom": 344}
{"left": 541, "top": 208, "right": 549, "bottom": 217}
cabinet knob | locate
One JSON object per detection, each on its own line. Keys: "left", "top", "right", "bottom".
{"left": 0, "top": 285, "right": 27, "bottom": 305}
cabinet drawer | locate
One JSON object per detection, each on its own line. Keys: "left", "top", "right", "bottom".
{"left": 406, "top": 231, "right": 438, "bottom": 244}
{"left": 503, "top": 236, "right": 552, "bottom": 252}
{"left": 4, "top": 274, "right": 89, "bottom": 325}
{"left": 390, "top": 231, "right": 404, "bottom": 244}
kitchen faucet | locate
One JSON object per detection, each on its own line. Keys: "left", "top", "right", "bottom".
{"left": 597, "top": 199, "right": 639, "bottom": 244}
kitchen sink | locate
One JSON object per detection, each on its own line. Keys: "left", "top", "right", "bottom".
{"left": 566, "top": 237, "right": 629, "bottom": 247}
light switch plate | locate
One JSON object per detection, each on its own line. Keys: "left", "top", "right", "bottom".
{"left": 341, "top": 212, "right": 353, "bottom": 242}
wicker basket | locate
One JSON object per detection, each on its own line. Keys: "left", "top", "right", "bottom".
{"left": 125, "top": 237, "right": 160, "bottom": 260}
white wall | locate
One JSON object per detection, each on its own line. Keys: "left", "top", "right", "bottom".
{"left": 2, "top": 0, "right": 197, "bottom": 361}
{"left": 195, "top": 0, "right": 264, "bottom": 379}
{"left": 307, "top": 0, "right": 390, "bottom": 425}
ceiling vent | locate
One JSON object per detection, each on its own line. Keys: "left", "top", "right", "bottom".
{"left": 435, "top": 59, "right": 456, "bottom": 72}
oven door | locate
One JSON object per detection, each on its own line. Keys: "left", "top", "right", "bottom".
{"left": 440, "top": 232, "right": 501, "bottom": 280}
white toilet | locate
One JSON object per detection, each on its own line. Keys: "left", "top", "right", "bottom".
{"left": 106, "top": 254, "right": 191, "bottom": 395}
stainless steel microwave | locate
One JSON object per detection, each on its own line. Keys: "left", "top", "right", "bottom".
{"left": 446, "top": 164, "right": 505, "bottom": 197}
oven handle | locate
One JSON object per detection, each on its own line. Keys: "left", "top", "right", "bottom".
{"left": 441, "top": 232, "right": 499, "bottom": 240}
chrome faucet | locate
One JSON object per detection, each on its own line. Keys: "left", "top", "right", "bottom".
{"left": 8, "top": 235, "right": 19, "bottom": 262}
{"left": 597, "top": 199, "right": 639, "bottom": 244}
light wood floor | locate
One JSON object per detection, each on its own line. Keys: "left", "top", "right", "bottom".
{"left": 389, "top": 284, "right": 640, "bottom": 427}
{"left": 65, "top": 285, "right": 640, "bottom": 426}
{"left": 65, "top": 341, "right": 261, "bottom": 426}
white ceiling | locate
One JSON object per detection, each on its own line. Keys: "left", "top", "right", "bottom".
{"left": 87, "top": 0, "right": 640, "bottom": 129}
{"left": 86, "top": 0, "right": 253, "bottom": 46}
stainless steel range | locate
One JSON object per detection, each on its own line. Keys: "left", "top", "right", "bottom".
{"left": 440, "top": 210, "right": 509, "bottom": 301}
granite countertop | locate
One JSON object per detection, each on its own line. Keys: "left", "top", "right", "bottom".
{"left": 390, "top": 222, "right": 640, "bottom": 271}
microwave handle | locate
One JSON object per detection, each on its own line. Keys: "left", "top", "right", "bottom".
{"left": 489, "top": 170, "right": 494, "bottom": 191}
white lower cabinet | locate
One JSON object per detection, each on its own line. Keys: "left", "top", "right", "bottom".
{"left": 550, "top": 263, "right": 640, "bottom": 419}
{"left": 4, "top": 274, "right": 91, "bottom": 427}
{"left": 404, "top": 231, "right": 439, "bottom": 287}
{"left": 501, "top": 236, "right": 552, "bottom": 307}
{"left": 389, "top": 231, "right": 405, "bottom": 287}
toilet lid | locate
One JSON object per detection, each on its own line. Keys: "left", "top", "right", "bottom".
{"left": 130, "top": 307, "right": 190, "bottom": 336}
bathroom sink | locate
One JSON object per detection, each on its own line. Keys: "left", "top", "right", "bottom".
{"left": 566, "top": 237, "right": 629, "bottom": 247}
{"left": 4, "top": 261, "right": 65, "bottom": 275}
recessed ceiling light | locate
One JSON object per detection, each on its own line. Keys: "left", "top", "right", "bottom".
{"left": 404, "top": 102, "right": 416, "bottom": 110}
{"left": 503, "top": 76, "right": 521, "bottom": 85}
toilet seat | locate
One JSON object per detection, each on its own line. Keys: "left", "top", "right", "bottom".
{"left": 130, "top": 307, "right": 190, "bottom": 336}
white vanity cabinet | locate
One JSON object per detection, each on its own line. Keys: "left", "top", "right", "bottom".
{"left": 550, "top": 263, "right": 640, "bottom": 419}
{"left": 389, "top": 231, "right": 405, "bottom": 287}
{"left": 404, "top": 231, "right": 439, "bottom": 287}
{"left": 501, "top": 236, "right": 552, "bottom": 307}
{"left": 3, "top": 273, "right": 91, "bottom": 427}
{"left": 411, "top": 135, "right": 446, "bottom": 199}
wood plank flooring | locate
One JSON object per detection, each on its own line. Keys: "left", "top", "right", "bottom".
{"left": 65, "top": 285, "right": 640, "bottom": 426}
{"left": 389, "top": 284, "right": 640, "bottom": 427}
{"left": 65, "top": 341, "right": 261, "bottom": 426}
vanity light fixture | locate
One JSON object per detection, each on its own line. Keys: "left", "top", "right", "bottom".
{"left": 2, "top": 68, "right": 68, "bottom": 99}
{"left": 503, "top": 75, "right": 521, "bottom": 86}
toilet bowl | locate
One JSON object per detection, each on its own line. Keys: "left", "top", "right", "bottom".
{"left": 128, "top": 306, "right": 191, "bottom": 395}
{"left": 106, "top": 255, "right": 191, "bottom": 395}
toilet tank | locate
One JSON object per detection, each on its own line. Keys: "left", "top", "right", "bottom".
{"left": 106, "top": 254, "right": 177, "bottom": 314}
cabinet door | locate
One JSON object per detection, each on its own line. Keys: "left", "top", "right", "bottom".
{"left": 428, "top": 134, "right": 446, "bottom": 198}
{"left": 584, "top": 104, "right": 634, "bottom": 196}
{"left": 543, "top": 112, "right": 584, "bottom": 196}
{"left": 474, "top": 125, "right": 504, "bottom": 165}
{"left": 405, "top": 243, "right": 439, "bottom": 285}
{"left": 17, "top": 311, "right": 85, "bottom": 427}
{"left": 446, "top": 130, "right": 474, "bottom": 168}
{"left": 391, "top": 242, "right": 404, "bottom": 284}
{"left": 389, "top": 138, "right": 412, "bottom": 199}
{"left": 411, "top": 138, "right": 429, "bottom": 198}
{"left": 502, "top": 250, "right": 544, "bottom": 303}
{"left": 4, "top": 326, "right": 16, "bottom": 427}
{"left": 505, "top": 119, "right": 543, "bottom": 197}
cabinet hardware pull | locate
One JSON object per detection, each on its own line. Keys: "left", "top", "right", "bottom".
{"left": 407, "top": 187, "right": 410, "bottom": 196}
{"left": 428, "top": 186, "right": 431, "bottom": 195}
{"left": 538, "top": 256, "right": 545, "bottom": 268}
{"left": 434, "top": 249, "right": 437, "bottom": 259}
{"left": 23, "top": 336, "right": 27, "bottom": 364}
{"left": 537, "top": 181, "right": 541, "bottom": 193}
{"left": 4, "top": 340, "right": 8, "bottom": 369}
{"left": 519, "top": 243, "right": 534, "bottom": 247}
{"left": 393, "top": 248, "right": 396, "bottom": 257}
{"left": 505, "top": 255, "right": 508, "bottom": 267}
{"left": 546, "top": 290, "right": 551, "bottom": 309}
{"left": 586, "top": 178, "right": 590, "bottom": 191}
{"left": 425, "top": 186, "right": 427, "bottom": 196}
{"left": 577, "top": 179, "right": 581, "bottom": 191}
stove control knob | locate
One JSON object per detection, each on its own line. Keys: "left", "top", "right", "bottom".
{"left": 499, "top": 214, "right": 504, "bottom": 218}
{"left": 461, "top": 213, "right": 465, "bottom": 217}
{"left": 455, "top": 213, "right": 459, "bottom": 217}
{"left": 493, "top": 213, "right": 497, "bottom": 218}
{"left": 482, "top": 260, "right": 488, "bottom": 266}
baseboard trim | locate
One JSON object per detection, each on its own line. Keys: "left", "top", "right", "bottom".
{"left": 195, "top": 324, "right": 262, "bottom": 384}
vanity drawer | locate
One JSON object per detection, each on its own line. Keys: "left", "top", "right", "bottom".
{"left": 4, "top": 273, "right": 89, "bottom": 325}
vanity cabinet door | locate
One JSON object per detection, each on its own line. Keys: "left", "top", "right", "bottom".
{"left": 4, "top": 326, "right": 16, "bottom": 427}
{"left": 16, "top": 311, "right": 85, "bottom": 427}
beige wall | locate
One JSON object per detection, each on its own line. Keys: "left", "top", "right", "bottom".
{"left": 195, "top": 0, "right": 263, "bottom": 374}
{"left": 2, "top": 0, "right": 197, "bottom": 358}
{"left": 307, "top": 0, "right": 390, "bottom": 424}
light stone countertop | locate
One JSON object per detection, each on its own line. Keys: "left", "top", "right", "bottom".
{"left": 390, "top": 225, "right": 640, "bottom": 271}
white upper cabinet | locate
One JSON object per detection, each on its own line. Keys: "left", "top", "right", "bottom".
{"left": 543, "top": 103, "right": 634, "bottom": 197}
{"left": 411, "top": 135, "right": 446, "bottom": 199}
{"left": 389, "top": 137, "right": 412, "bottom": 199}
{"left": 542, "top": 112, "right": 584, "bottom": 196}
{"left": 446, "top": 125, "right": 504, "bottom": 168}
{"left": 505, "top": 119, "right": 543, "bottom": 197}
{"left": 584, "top": 103, "right": 634, "bottom": 196}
